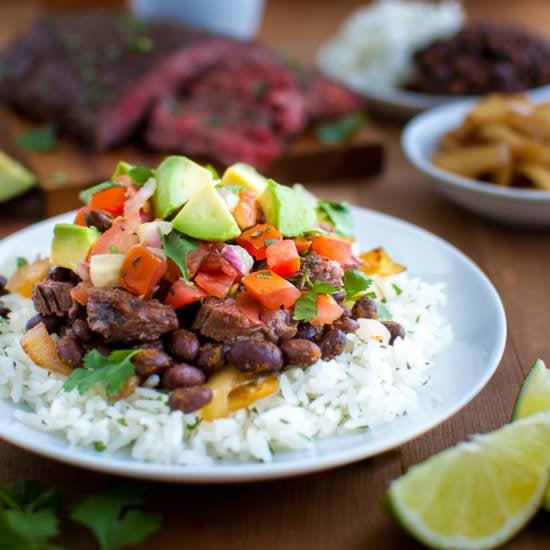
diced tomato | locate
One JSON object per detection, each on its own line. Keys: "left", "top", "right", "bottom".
{"left": 195, "top": 272, "right": 235, "bottom": 299}
{"left": 71, "top": 281, "right": 92, "bottom": 305}
{"left": 90, "top": 218, "right": 140, "bottom": 256}
{"left": 266, "top": 239, "right": 300, "bottom": 276}
{"left": 74, "top": 206, "right": 91, "bottom": 226}
{"left": 165, "top": 259, "right": 182, "bottom": 284}
{"left": 310, "top": 294, "right": 344, "bottom": 326}
{"left": 237, "top": 224, "right": 282, "bottom": 260}
{"left": 89, "top": 185, "right": 127, "bottom": 217}
{"left": 235, "top": 290, "right": 262, "bottom": 323}
{"left": 242, "top": 270, "right": 301, "bottom": 310}
{"left": 120, "top": 245, "right": 167, "bottom": 297}
{"left": 186, "top": 243, "right": 221, "bottom": 278}
{"left": 311, "top": 235, "right": 355, "bottom": 267}
{"left": 293, "top": 236, "right": 312, "bottom": 254}
{"left": 165, "top": 280, "right": 207, "bottom": 309}
{"left": 199, "top": 253, "right": 238, "bottom": 279}
{"left": 233, "top": 191, "right": 258, "bottom": 230}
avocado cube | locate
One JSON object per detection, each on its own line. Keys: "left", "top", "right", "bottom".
{"left": 221, "top": 163, "right": 267, "bottom": 195}
{"left": 50, "top": 223, "right": 99, "bottom": 271}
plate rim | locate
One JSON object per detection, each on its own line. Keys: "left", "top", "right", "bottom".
{"left": 0, "top": 207, "right": 507, "bottom": 483}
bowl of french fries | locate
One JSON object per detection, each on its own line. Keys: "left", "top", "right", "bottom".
{"left": 402, "top": 89, "right": 550, "bottom": 227}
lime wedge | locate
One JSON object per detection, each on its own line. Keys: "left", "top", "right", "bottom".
{"left": 512, "top": 358, "right": 550, "bottom": 510}
{"left": 0, "top": 150, "right": 36, "bottom": 201}
{"left": 386, "top": 413, "right": 550, "bottom": 549}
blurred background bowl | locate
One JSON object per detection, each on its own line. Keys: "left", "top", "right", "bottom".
{"left": 402, "top": 89, "right": 550, "bottom": 227}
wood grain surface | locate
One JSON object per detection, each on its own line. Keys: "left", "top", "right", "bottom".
{"left": 1, "top": 1, "right": 550, "bottom": 548}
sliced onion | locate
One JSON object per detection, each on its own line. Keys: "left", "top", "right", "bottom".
{"left": 138, "top": 221, "right": 172, "bottom": 248}
{"left": 124, "top": 177, "right": 156, "bottom": 215}
{"left": 222, "top": 245, "right": 254, "bottom": 276}
{"left": 216, "top": 187, "right": 240, "bottom": 212}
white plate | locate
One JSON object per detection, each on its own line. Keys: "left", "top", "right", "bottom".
{"left": 0, "top": 208, "right": 506, "bottom": 483}
{"left": 402, "top": 88, "right": 550, "bottom": 227}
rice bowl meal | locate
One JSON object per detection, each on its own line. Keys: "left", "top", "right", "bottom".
{"left": 0, "top": 157, "right": 452, "bottom": 465}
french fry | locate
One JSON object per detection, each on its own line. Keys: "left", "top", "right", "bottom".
{"left": 516, "top": 163, "right": 550, "bottom": 191}
{"left": 433, "top": 144, "right": 510, "bottom": 179}
{"left": 492, "top": 162, "right": 513, "bottom": 186}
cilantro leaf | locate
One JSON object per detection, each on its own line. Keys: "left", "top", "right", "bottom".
{"left": 128, "top": 166, "right": 154, "bottom": 185}
{"left": 0, "top": 480, "right": 61, "bottom": 550}
{"left": 63, "top": 349, "right": 139, "bottom": 397}
{"left": 343, "top": 270, "right": 373, "bottom": 301}
{"left": 293, "top": 281, "right": 338, "bottom": 322}
{"left": 16, "top": 125, "right": 57, "bottom": 152}
{"left": 391, "top": 283, "right": 402, "bottom": 296}
{"left": 70, "top": 486, "right": 161, "bottom": 550}
{"left": 16, "top": 257, "right": 28, "bottom": 269}
{"left": 377, "top": 302, "right": 392, "bottom": 321}
{"left": 161, "top": 230, "right": 198, "bottom": 281}
{"left": 317, "top": 200, "right": 354, "bottom": 237}
{"left": 79, "top": 181, "right": 121, "bottom": 204}
{"left": 316, "top": 113, "right": 366, "bottom": 145}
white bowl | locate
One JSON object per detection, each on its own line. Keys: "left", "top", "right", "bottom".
{"left": 402, "top": 92, "right": 550, "bottom": 227}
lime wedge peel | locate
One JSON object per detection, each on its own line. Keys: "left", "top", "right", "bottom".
{"left": 386, "top": 412, "right": 550, "bottom": 550}
{"left": 0, "top": 150, "right": 36, "bottom": 202}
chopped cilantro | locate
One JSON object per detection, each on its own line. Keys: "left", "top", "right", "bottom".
{"left": 316, "top": 112, "right": 366, "bottom": 144}
{"left": 161, "top": 230, "right": 198, "bottom": 281}
{"left": 63, "top": 349, "right": 139, "bottom": 398}
{"left": 79, "top": 180, "right": 121, "bottom": 204}
{"left": 186, "top": 418, "right": 202, "bottom": 431}
{"left": 254, "top": 271, "right": 273, "bottom": 279}
{"left": 15, "top": 257, "right": 28, "bottom": 269}
{"left": 93, "top": 441, "right": 106, "bottom": 452}
{"left": 117, "top": 418, "right": 128, "bottom": 427}
{"left": 16, "top": 124, "right": 57, "bottom": 152}
{"left": 391, "top": 283, "right": 402, "bottom": 296}
{"left": 343, "top": 269, "right": 373, "bottom": 301}
{"left": 128, "top": 165, "right": 154, "bottom": 184}
{"left": 377, "top": 303, "right": 392, "bottom": 321}
{"left": 415, "top": 314, "right": 421, "bottom": 324}
{"left": 293, "top": 280, "right": 338, "bottom": 322}
{"left": 317, "top": 200, "right": 354, "bottom": 237}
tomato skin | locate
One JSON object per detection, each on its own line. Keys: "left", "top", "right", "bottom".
{"left": 311, "top": 235, "right": 355, "bottom": 267}
{"left": 74, "top": 206, "right": 91, "bottom": 226}
{"left": 165, "top": 280, "right": 206, "bottom": 308}
{"left": 89, "top": 186, "right": 127, "bottom": 217}
{"left": 242, "top": 270, "right": 301, "bottom": 310}
{"left": 195, "top": 272, "right": 235, "bottom": 299}
{"left": 266, "top": 239, "right": 300, "bottom": 276}
{"left": 293, "top": 237, "right": 312, "bottom": 254}
{"left": 237, "top": 224, "right": 282, "bottom": 260}
{"left": 90, "top": 218, "right": 140, "bottom": 256}
{"left": 233, "top": 191, "right": 258, "bottom": 230}
{"left": 310, "top": 294, "right": 344, "bottom": 326}
{"left": 120, "top": 245, "right": 167, "bottom": 297}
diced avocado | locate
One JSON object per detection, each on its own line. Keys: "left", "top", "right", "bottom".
{"left": 0, "top": 150, "right": 36, "bottom": 202}
{"left": 172, "top": 181, "right": 241, "bottom": 241}
{"left": 112, "top": 161, "right": 134, "bottom": 179}
{"left": 153, "top": 156, "right": 212, "bottom": 219}
{"left": 51, "top": 224, "right": 99, "bottom": 271}
{"left": 221, "top": 163, "right": 267, "bottom": 195}
{"left": 259, "top": 179, "right": 317, "bottom": 236}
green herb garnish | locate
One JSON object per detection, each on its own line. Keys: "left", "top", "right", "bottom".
{"left": 16, "top": 257, "right": 28, "bottom": 269}
{"left": 317, "top": 200, "right": 354, "bottom": 237}
{"left": 79, "top": 180, "right": 121, "bottom": 204}
{"left": 377, "top": 302, "right": 392, "bottom": 321}
{"left": 93, "top": 441, "right": 106, "bottom": 452}
{"left": 316, "top": 112, "right": 366, "bottom": 145}
{"left": 392, "top": 283, "right": 402, "bottom": 296}
{"left": 343, "top": 269, "right": 373, "bottom": 301}
{"left": 161, "top": 230, "right": 198, "bottom": 281}
{"left": 16, "top": 125, "right": 57, "bottom": 152}
{"left": 293, "top": 281, "right": 338, "bottom": 322}
{"left": 128, "top": 166, "right": 154, "bottom": 184}
{"left": 63, "top": 349, "right": 139, "bottom": 398}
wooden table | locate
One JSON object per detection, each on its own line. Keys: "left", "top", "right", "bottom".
{"left": 1, "top": 1, "right": 550, "bottom": 548}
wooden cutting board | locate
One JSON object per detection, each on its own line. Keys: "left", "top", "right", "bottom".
{"left": 0, "top": 108, "right": 385, "bottom": 217}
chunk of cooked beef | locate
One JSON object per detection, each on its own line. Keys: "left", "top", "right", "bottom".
{"left": 260, "top": 308, "right": 297, "bottom": 342}
{"left": 0, "top": 13, "right": 238, "bottom": 149}
{"left": 87, "top": 287, "right": 178, "bottom": 342}
{"left": 32, "top": 280, "right": 74, "bottom": 317}
{"left": 192, "top": 297, "right": 263, "bottom": 344}
{"left": 300, "top": 254, "right": 344, "bottom": 288}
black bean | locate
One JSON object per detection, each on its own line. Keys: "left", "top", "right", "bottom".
{"left": 319, "top": 328, "right": 347, "bottom": 360}
{"left": 196, "top": 343, "right": 229, "bottom": 375}
{"left": 382, "top": 321, "right": 406, "bottom": 345}
{"left": 352, "top": 296, "right": 378, "bottom": 320}
{"left": 132, "top": 348, "right": 172, "bottom": 378}
{"left": 280, "top": 339, "right": 321, "bottom": 367}
{"left": 57, "top": 336, "right": 84, "bottom": 367}
{"left": 0, "top": 275, "right": 8, "bottom": 297}
{"left": 72, "top": 318, "right": 93, "bottom": 342}
{"left": 26, "top": 314, "right": 59, "bottom": 334}
{"left": 333, "top": 316, "right": 359, "bottom": 333}
{"left": 296, "top": 323, "right": 324, "bottom": 343}
{"left": 85, "top": 209, "right": 113, "bottom": 232}
{"left": 48, "top": 267, "right": 73, "bottom": 282}
{"left": 162, "top": 363, "right": 206, "bottom": 389}
{"left": 169, "top": 385, "right": 212, "bottom": 413}
{"left": 229, "top": 338, "right": 283, "bottom": 374}
{"left": 165, "top": 329, "right": 200, "bottom": 362}
{"left": 332, "top": 290, "right": 346, "bottom": 303}
{"left": 0, "top": 306, "right": 10, "bottom": 318}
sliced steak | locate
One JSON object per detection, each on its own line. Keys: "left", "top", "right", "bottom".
{"left": 0, "top": 13, "right": 237, "bottom": 149}
{"left": 32, "top": 280, "right": 74, "bottom": 317}
{"left": 87, "top": 287, "right": 178, "bottom": 342}
{"left": 192, "top": 297, "right": 263, "bottom": 344}
{"left": 260, "top": 308, "right": 297, "bottom": 342}
{"left": 301, "top": 254, "right": 344, "bottom": 288}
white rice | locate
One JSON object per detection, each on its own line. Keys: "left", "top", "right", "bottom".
{"left": 0, "top": 272, "right": 452, "bottom": 465}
